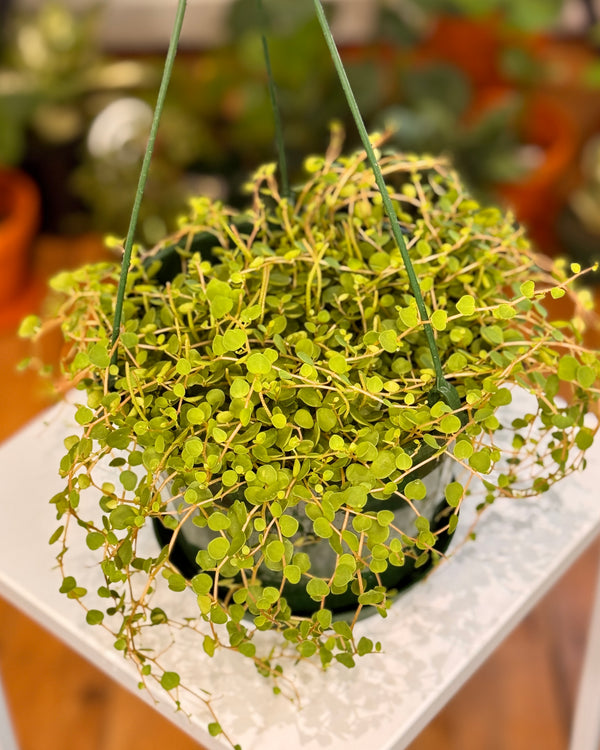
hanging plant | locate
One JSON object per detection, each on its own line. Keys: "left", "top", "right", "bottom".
{"left": 18, "top": 1, "right": 600, "bottom": 746}
{"left": 22, "top": 138, "right": 600, "bottom": 745}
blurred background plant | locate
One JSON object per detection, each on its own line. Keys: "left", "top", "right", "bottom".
{"left": 72, "top": 0, "right": 555, "bottom": 243}
{"left": 1, "top": 0, "right": 599, "bottom": 279}
{"left": 0, "top": 1, "right": 162, "bottom": 233}
{"left": 0, "top": 2, "right": 102, "bottom": 164}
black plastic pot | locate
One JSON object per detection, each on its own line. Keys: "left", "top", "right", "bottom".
{"left": 153, "top": 457, "right": 456, "bottom": 617}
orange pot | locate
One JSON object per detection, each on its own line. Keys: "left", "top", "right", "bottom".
{"left": 0, "top": 169, "right": 40, "bottom": 307}
{"left": 497, "top": 94, "right": 577, "bottom": 252}
{"left": 464, "top": 85, "right": 576, "bottom": 252}
{"left": 415, "top": 13, "right": 544, "bottom": 89}
{"left": 415, "top": 14, "right": 506, "bottom": 88}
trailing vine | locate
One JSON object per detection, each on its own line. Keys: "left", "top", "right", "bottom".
{"left": 21, "top": 141, "right": 600, "bottom": 746}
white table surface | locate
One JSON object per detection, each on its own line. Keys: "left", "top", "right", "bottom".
{"left": 1, "top": 395, "right": 600, "bottom": 750}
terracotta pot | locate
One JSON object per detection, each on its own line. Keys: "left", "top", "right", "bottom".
{"left": 416, "top": 13, "right": 549, "bottom": 86}
{"left": 415, "top": 14, "right": 507, "bottom": 88}
{"left": 465, "top": 85, "right": 576, "bottom": 251}
{"left": 497, "top": 94, "right": 577, "bottom": 251}
{"left": 0, "top": 169, "right": 40, "bottom": 307}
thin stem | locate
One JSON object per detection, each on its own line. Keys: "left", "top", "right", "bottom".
{"left": 109, "top": 0, "right": 188, "bottom": 365}
{"left": 312, "top": 0, "right": 460, "bottom": 409}
{"left": 256, "top": 0, "right": 290, "bottom": 199}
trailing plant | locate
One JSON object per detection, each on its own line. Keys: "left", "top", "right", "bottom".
{"left": 18, "top": 1, "right": 600, "bottom": 746}
{"left": 22, "top": 139, "right": 600, "bottom": 745}
{"left": 557, "top": 134, "right": 600, "bottom": 283}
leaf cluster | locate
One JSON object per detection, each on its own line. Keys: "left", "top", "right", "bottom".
{"left": 25, "top": 142, "right": 600, "bottom": 746}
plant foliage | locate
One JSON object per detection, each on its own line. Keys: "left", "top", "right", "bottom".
{"left": 23, "top": 141, "right": 600, "bottom": 746}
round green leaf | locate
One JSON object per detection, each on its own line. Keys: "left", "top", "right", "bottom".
{"left": 222, "top": 469, "right": 238, "bottom": 487}
{"left": 395, "top": 452, "right": 412, "bottom": 470}
{"left": 266, "top": 540, "right": 285, "bottom": 561}
{"left": 279, "top": 515, "right": 299, "bottom": 537}
{"left": 405, "top": 479, "right": 426, "bottom": 501}
{"left": 333, "top": 564, "right": 354, "bottom": 586}
{"left": 377, "top": 510, "right": 395, "bottom": 526}
{"left": 109, "top": 505, "right": 136, "bottom": 530}
{"left": 454, "top": 440, "right": 473, "bottom": 460}
{"left": 371, "top": 450, "right": 396, "bottom": 479}
{"left": 207, "top": 537, "right": 230, "bottom": 560}
{"left": 329, "top": 354, "right": 349, "bottom": 374}
{"left": 223, "top": 329, "right": 248, "bottom": 351}
{"left": 439, "top": 414, "right": 462, "bottom": 434}
{"left": 86, "top": 532, "right": 104, "bottom": 550}
{"left": 329, "top": 435, "right": 345, "bottom": 452}
{"left": 230, "top": 378, "right": 250, "bottom": 398}
{"left": 210, "top": 296, "right": 234, "bottom": 319}
{"left": 294, "top": 409, "right": 314, "bottom": 429}
{"left": 345, "top": 486, "right": 368, "bottom": 509}
{"left": 481, "top": 325, "right": 504, "bottom": 346}
{"left": 247, "top": 353, "right": 272, "bottom": 375}
{"left": 366, "top": 375, "right": 384, "bottom": 393}
{"left": 166, "top": 573, "right": 186, "bottom": 592}
{"left": 306, "top": 578, "right": 330, "bottom": 600}
{"left": 558, "top": 355, "right": 578, "bottom": 382}
{"left": 495, "top": 304, "right": 516, "bottom": 320}
{"left": 447, "top": 352, "right": 467, "bottom": 371}
{"left": 520, "top": 280, "right": 535, "bottom": 298}
{"left": 207, "top": 512, "right": 231, "bottom": 531}
{"left": 399, "top": 306, "right": 419, "bottom": 327}
{"left": 212, "top": 427, "right": 228, "bottom": 443}
{"left": 469, "top": 450, "right": 492, "bottom": 474}
{"left": 89, "top": 343, "right": 111, "bottom": 368}
{"left": 431, "top": 310, "right": 448, "bottom": 331}
{"left": 379, "top": 329, "right": 398, "bottom": 353}
{"left": 184, "top": 437, "right": 203, "bottom": 457}
{"left": 316, "top": 408, "right": 337, "bottom": 431}
{"left": 75, "top": 406, "right": 94, "bottom": 425}
{"left": 187, "top": 408, "right": 205, "bottom": 425}
{"left": 456, "top": 295, "right": 475, "bottom": 316}
{"left": 284, "top": 565, "right": 302, "bottom": 584}
{"left": 445, "top": 481, "right": 464, "bottom": 507}
{"left": 352, "top": 515, "right": 372, "bottom": 533}
{"left": 357, "top": 636, "right": 374, "bottom": 655}
{"left": 576, "top": 428, "right": 594, "bottom": 451}
{"left": 176, "top": 359, "right": 191, "bottom": 375}
{"left": 271, "top": 413, "right": 287, "bottom": 429}
{"left": 191, "top": 574, "right": 213, "bottom": 595}
{"left": 160, "top": 672, "right": 180, "bottom": 690}
{"left": 577, "top": 365, "right": 596, "bottom": 389}
{"left": 119, "top": 470, "right": 138, "bottom": 491}
{"left": 86, "top": 610, "right": 104, "bottom": 626}
{"left": 313, "top": 517, "right": 332, "bottom": 538}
